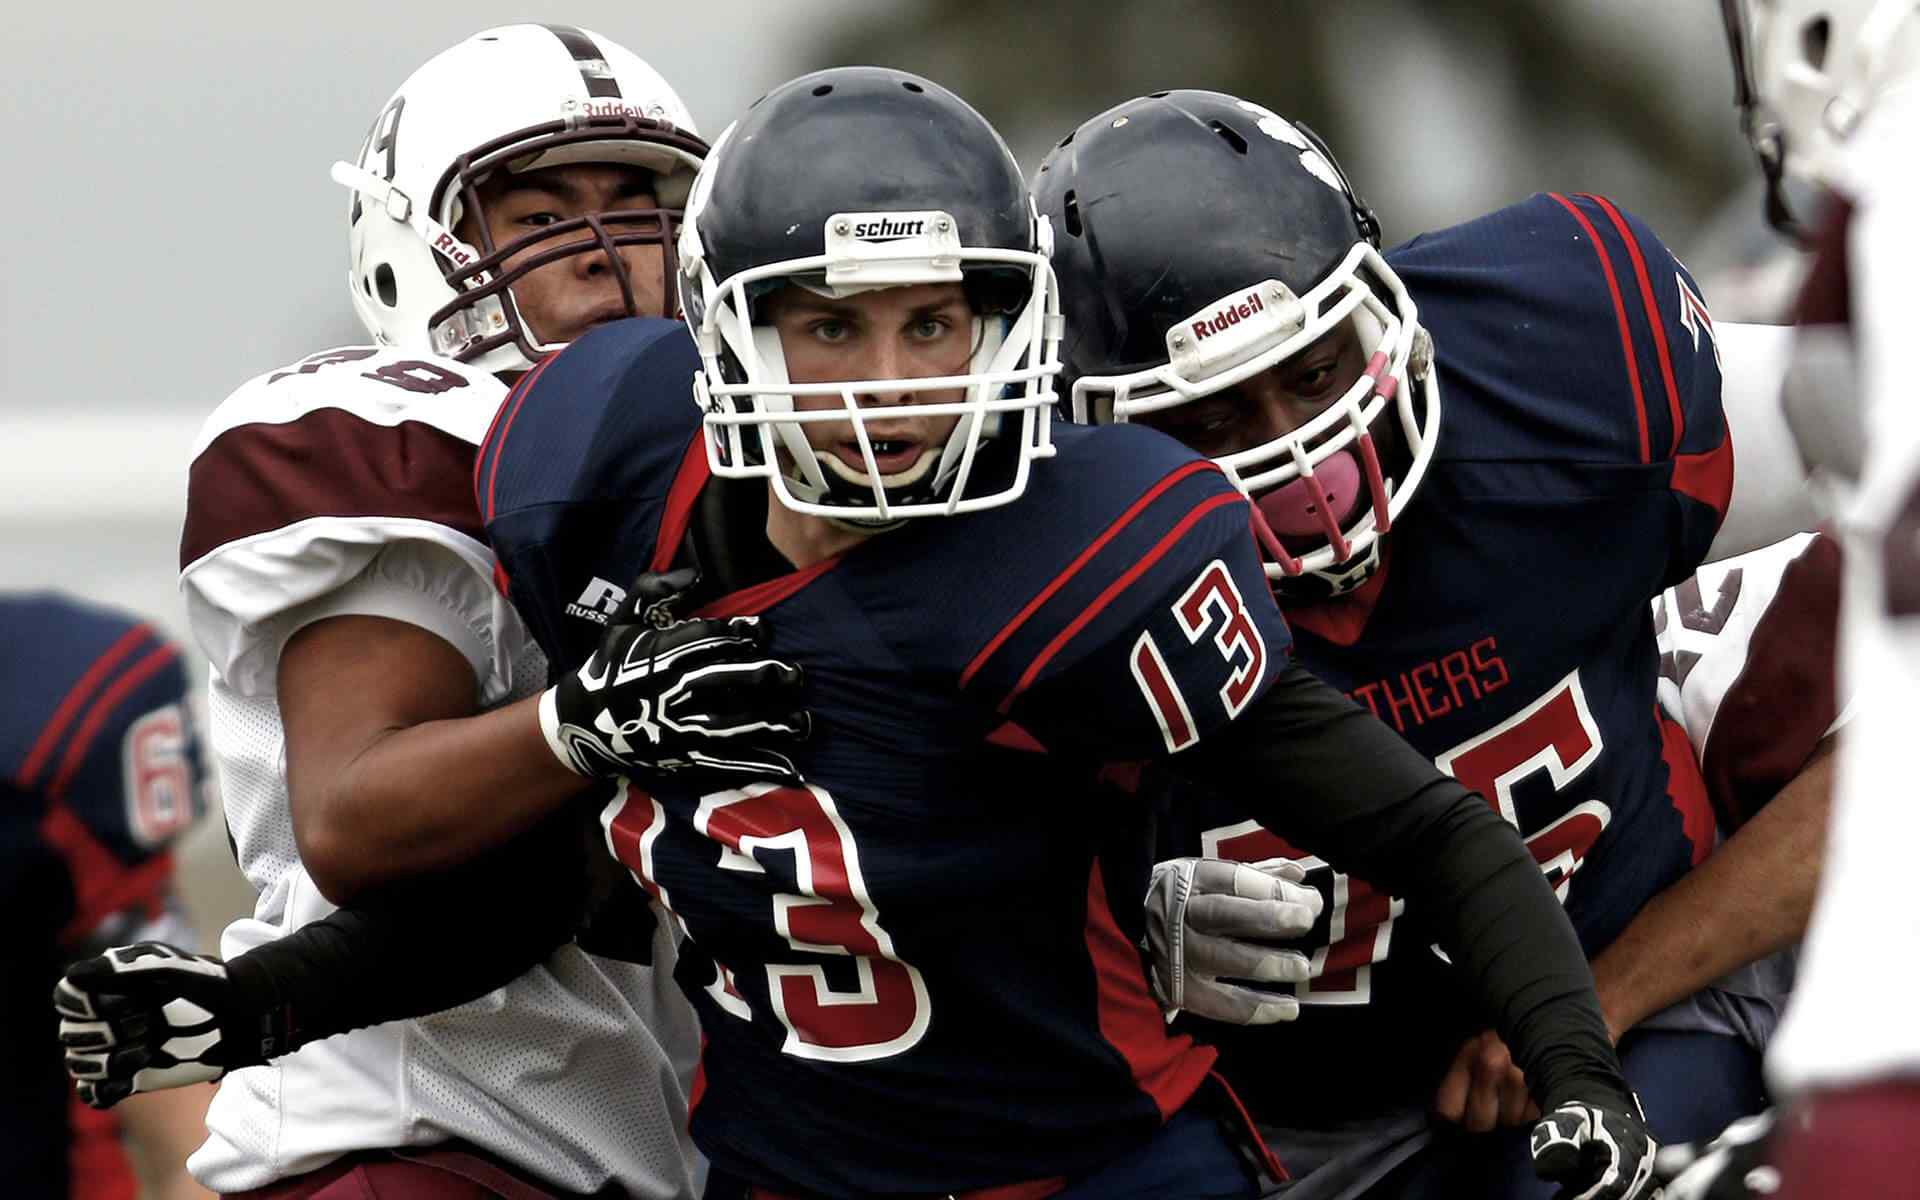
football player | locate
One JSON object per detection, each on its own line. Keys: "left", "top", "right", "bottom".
{"left": 2, "top": 592, "right": 212, "bottom": 1200}
{"left": 1656, "top": 2, "right": 1920, "bottom": 1196}
{"left": 55, "top": 25, "right": 801, "bottom": 1200}
{"left": 1031, "top": 91, "right": 1835, "bottom": 1197}
{"left": 62, "top": 67, "right": 1662, "bottom": 1200}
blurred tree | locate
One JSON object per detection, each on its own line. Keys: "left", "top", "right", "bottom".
{"left": 804, "top": 0, "right": 1746, "bottom": 245}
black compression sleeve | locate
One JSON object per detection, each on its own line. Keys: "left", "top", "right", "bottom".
{"left": 221, "top": 813, "right": 590, "bottom": 1059}
{"left": 1173, "top": 663, "right": 1634, "bottom": 1113}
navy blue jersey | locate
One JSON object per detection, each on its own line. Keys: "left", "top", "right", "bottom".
{"left": 479, "top": 319, "right": 1291, "bottom": 1195}
{"left": 1156, "top": 194, "right": 1733, "bottom": 1120}
{"left": 1, "top": 593, "right": 206, "bottom": 1199}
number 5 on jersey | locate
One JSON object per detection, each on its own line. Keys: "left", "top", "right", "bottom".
{"left": 1131, "top": 559, "right": 1269, "bottom": 753}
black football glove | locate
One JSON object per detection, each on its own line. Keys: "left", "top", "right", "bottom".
{"left": 1654, "top": 1111, "right": 1778, "bottom": 1199}
{"left": 53, "top": 942, "right": 288, "bottom": 1110}
{"left": 540, "top": 567, "right": 809, "bottom": 785}
{"left": 1530, "top": 1098, "right": 1661, "bottom": 1200}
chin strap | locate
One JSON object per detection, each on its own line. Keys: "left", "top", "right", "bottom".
{"left": 331, "top": 160, "right": 494, "bottom": 284}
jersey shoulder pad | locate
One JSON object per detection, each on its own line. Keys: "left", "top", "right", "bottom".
{"left": 1654, "top": 531, "right": 1841, "bottom": 830}
{"left": 476, "top": 319, "right": 702, "bottom": 665}
{"left": 181, "top": 347, "right": 506, "bottom": 688}
{"left": 1392, "top": 193, "right": 1726, "bottom": 470}
{"left": 953, "top": 424, "right": 1291, "bottom": 756}
{"left": 0, "top": 593, "right": 205, "bottom": 864}
{"left": 477, "top": 318, "right": 702, "bottom": 523}
{"left": 183, "top": 345, "right": 503, "bottom": 568}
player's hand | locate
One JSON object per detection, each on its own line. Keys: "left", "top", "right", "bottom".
{"left": 1530, "top": 1098, "right": 1661, "bottom": 1200}
{"left": 53, "top": 942, "right": 266, "bottom": 1110}
{"left": 1654, "top": 1111, "right": 1776, "bottom": 1199}
{"left": 540, "top": 567, "right": 810, "bottom": 784}
{"left": 1142, "top": 856, "right": 1323, "bottom": 1026}
{"left": 1433, "top": 1029, "right": 1540, "bottom": 1132}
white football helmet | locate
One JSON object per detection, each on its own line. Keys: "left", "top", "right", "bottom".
{"left": 1724, "top": 0, "right": 1920, "bottom": 227}
{"left": 335, "top": 24, "right": 707, "bottom": 374}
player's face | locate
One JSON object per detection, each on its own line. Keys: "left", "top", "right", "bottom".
{"left": 764, "top": 283, "right": 971, "bottom": 486}
{"left": 460, "top": 162, "right": 670, "bottom": 343}
{"left": 1139, "top": 321, "right": 1368, "bottom": 459}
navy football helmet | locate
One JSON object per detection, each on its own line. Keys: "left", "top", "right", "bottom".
{"left": 678, "top": 67, "right": 1062, "bottom": 523}
{"left": 1035, "top": 91, "right": 1439, "bottom": 600}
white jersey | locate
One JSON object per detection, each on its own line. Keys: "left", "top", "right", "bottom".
{"left": 1770, "top": 83, "right": 1920, "bottom": 1095}
{"left": 178, "top": 346, "right": 702, "bottom": 1197}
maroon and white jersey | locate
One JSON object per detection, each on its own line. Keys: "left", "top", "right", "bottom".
{"left": 177, "top": 346, "right": 702, "bottom": 1198}
{"left": 1653, "top": 531, "right": 1845, "bottom": 835}
{"left": 1771, "top": 83, "right": 1920, "bottom": 1097}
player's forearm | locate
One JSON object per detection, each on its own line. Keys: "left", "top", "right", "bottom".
{"left": 300, "top": 694, "right": 587, "bottom": 903}
{"left": 228, "top": 815, "right": 587, "bottom": 1048}
{"left": 1591, "top": 738, "right": 1833, "bottom": 1040}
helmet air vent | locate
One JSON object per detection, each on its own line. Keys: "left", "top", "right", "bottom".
{"left": 1209, "top": 120, "right": 1249, "bottom": 155}
{"left": 902, "top": 80, "right": 925, "bottom": 93}
{"left": 1801, "top": 16, "right": 1830, "bottom": 69}
{"left": 812, "top": 84, "right": 834, "bottom": 97}
{"left": 374, "top": 263, "right": 398, "bottom": 307}
{"left": 1062, "top": 190, "right": 1083, "bottom": 238}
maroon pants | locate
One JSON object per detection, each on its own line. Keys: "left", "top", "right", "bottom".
{"left": 223, "top": 1143, "right": 584, "bottom": 1200}
{"left": 1774, "top": 1079, "right": 1920, "bottom": 1199}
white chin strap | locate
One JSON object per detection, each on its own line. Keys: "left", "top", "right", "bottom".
{"left": 331, "top": 160, "right": 490, "bottom": 284}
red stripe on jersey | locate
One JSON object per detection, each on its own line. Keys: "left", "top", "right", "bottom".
{"left": 14, "top": 624, "right": 152, "bottom": 790}
{"left": 1548, "top": 193, "right": 1651, "bottom": 464}
{"left": 688, "top": 1033, "right": 708, "bottom": 1120}
{"left": 1701, "top": 534, "right": 1841, "bottom": 830}
{"left": 1083, "top": 857, "right": 1215, "bottom": 1121}
{"left": 1670, "top": 428, "right": 1735, "bottom": 520}
{"left": 1656, "top": 706, "right": 1714, "bottom": 867}
{"left": 985, "top": 721, "right": 1048, "bottom": 753}
{"left": 67, "top": 1096, "right": 137, "bottom": 1200}
{"left": 480, "top": 353, "right": 557, "bottom": 524}
{"left": 693, "top": 555, "right": 843, "bottom": 620}
{"left": 1586, "top": 195, "right": 1685, "bottom": 456}
{"left": 960, "top": 459, "right": 1220, "bottom": 690}
{"left": 1001, "top": 491, "right": 1242, "bottom": 710}
{"left": 44, "top": 643, "right": 179, "bottom": 806}
{"left": 649, "top": 435, "right": 713, "bottom": 573}
{"left": 42, "top": 802, "right": 175, "bottom": 946}
{"left": 182, "top": 412, "right": 484, "bottom": 568}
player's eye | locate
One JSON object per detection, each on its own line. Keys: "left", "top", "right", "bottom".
{"left": 808, "top": 318, "right": 851, "bottom": 343}
{"left": 518, "top": 211, "right": 565, "bottom": 228}
{"left": 908, "top": 315, "right": 954, "bottom": 341}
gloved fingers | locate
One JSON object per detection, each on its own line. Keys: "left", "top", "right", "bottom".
{"left": 1184, "top": 889, "right": 1322, "bottom": 940}
{"left": 1183, "top": 931, "right": 1313, "bottom": 983}
{"left": 73, "top": 1076, "right": 129, "bottom": 1111}
{"left": 1187, "top": 859, "right": 1325, "bottom": 923}
{"left": 1177, "top": 977, "right": 1302, "bottom": 1027}
{"left": 623, "top": 567, "right": 702, "bottom": 623}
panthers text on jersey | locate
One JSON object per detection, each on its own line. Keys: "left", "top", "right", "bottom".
{"left": 177, "top": 345, "right": 702, "bottom": 1198}
{"left": 1, "top": 593, "right": 206, "bottom": 1200}
{"left": 1152, "top": 193, "right": 1810, "bottom": 1121}
{"left": 477, "top": 318, "right": 1292, "bottom": 1196}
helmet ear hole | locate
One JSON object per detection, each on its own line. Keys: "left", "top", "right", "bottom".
{"left": 1062, "top": 190, "right": 1083, "bottom": 238}
{"left": 374, "top": 264, "right": 399, "bottom": 308}
{"left": 1801, "top": 16, "right": 1830, "bottom": 69}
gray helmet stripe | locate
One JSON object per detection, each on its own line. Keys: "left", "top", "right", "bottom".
{"left": 543, "top": 24, "right": 622, "bottom": 99}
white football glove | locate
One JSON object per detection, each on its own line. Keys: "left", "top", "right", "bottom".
{"left": 1143, "top": 856, "right": 1323, "bottom": 1026}
{"left": 1530, "top": 1098, "right": 1661, "bottom": 1200}
{"left": 1655, "top": 1110, "right": 1778, "bottom": 1199}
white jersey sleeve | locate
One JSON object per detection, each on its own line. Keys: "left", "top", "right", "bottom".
{"left": 1652, "top": 531, "right": 1845, "bottom": 831}
{"left": 178, "top": 346, "right": 703, "bottom": 1199}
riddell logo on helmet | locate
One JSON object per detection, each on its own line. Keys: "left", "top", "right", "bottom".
{"left": 576, "top": 99, "right": 665, "bottom": 121}
{"left": 852, "top": 217, "right": 927, "bottom": 241}
{"left": 1191, "top": 291, "right": 1265, "bottom": 341}
{"left": 432, "top": 232, "right": 475, "bottom": 267}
